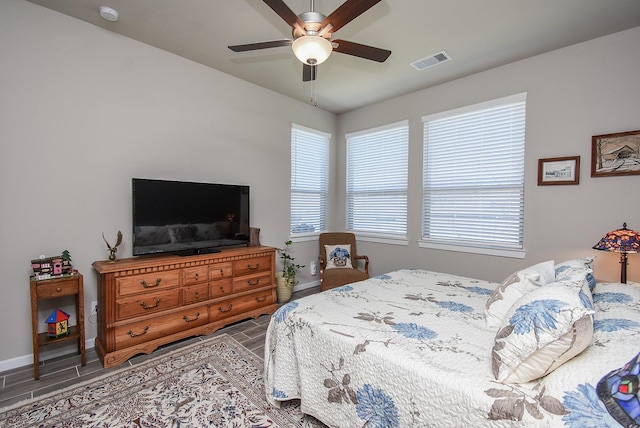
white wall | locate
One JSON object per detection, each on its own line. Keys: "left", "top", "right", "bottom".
{"left": 336, "top": 26, "right": 640, "bottom": 284}
{"left": 0, "top": 0, "right": 335, "bottom": 364}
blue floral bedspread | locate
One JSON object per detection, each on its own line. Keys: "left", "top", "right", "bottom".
{"left": 264, "top": 269, "right": 640, "bottom": 427}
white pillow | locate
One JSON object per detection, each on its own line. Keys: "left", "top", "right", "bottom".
{"left": 324, "top": 244, "right": 353, "bottom": 269}
{"left": 485, "top": 260, "right": 555, "bottom": 329}
{"left": 555, "top": 257, "right": 596, "bottom": 291}
{"left": 491, "top": 280, "right": 594, "bottom": 384}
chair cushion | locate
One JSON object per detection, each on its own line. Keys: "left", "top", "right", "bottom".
{"left": 325, "top": 244, "right": 353, "bottom": 269}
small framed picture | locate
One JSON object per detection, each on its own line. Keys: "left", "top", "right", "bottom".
{"left": 591, "top": 129, "right": 640, "bottom": 177}
{"left": 537, "top": 156, "right": 580, "bottom": 185}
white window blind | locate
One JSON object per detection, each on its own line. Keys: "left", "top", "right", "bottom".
{"left": 291, "top": 124, "right": 330, "bottom": 236}
{"left": 422, "top": 93, "right": 526, "bottom": 253}
{"left": 346, "top": 121, "right": 408, "bottom": 237}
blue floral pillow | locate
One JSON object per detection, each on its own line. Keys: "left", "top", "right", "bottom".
{"left": 324, "top": 244, "right": 353, "bottom": 269}
{"left": 492, "top": 280, "right": 595, "bottom": 384}
{"left": 555, "top": 257, "right": 596, "bottom": 291}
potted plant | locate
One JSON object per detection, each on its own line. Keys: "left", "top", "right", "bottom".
{"left": 276, "top": 240, "right": 305, "bottom": 303}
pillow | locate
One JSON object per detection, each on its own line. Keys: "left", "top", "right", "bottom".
{"left": 491, "top": 280, "right": 595, "bottom": 384}
{"left": 555, "top": 257, "right": 596, "bottom": 291}
{"left": 193, "top": 223, "right": 221, "bottom": 241}
{"left": 134, "top": 226, "right": 171, "bottom": 246}
{"left": 167, "top": 224, "right": 196, "bottom": 243}
{"left": 485, "top": 260, "right": 555, "bottom": 329}
{"left": 325, "top": 244, "right": 353, "bottom": 269}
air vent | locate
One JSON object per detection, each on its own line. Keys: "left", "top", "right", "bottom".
{"left": 410, "top": 50, "right": 451, "bottom": 71}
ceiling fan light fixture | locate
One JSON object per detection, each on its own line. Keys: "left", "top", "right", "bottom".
{"left": 292, "top": 36, "right": 332, "bottom": 65}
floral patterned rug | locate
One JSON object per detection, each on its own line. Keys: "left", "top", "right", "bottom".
{"left": 0, "top": 334, "right": 325, "bottom": 428}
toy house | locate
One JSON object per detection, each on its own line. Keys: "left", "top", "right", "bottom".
{"left": 45, "top": 309, "right": 70, "bottom": 338}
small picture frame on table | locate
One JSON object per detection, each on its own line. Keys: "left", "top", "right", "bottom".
{"left": 537, "top": 156, "right": 580, "bottom": 186}
{"left": 591, "top": 129, "right": 640, "bottom": 177}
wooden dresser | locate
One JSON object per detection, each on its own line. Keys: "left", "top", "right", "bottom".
{"left": 92, "top": 246, "right": 277, "bottom": 368}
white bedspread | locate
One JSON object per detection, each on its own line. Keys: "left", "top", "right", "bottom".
{"left": 264, "top": 269, "right": 640, "bottom": 427}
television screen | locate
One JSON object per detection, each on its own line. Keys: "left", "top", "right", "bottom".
{"left": 132, "top": 178, "right": 250, "bottom": 256}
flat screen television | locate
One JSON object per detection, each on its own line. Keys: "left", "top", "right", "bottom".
{"left": 132, "top": 178, "right": 250, "bottom": 256}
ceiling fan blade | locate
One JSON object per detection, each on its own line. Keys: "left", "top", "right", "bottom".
{"left": 228, "top": 39, "right": 292, "bottom": 52}
{"left": 332, "top": 39, "right": 391, "bottom": 62}
{"left": 263, "top": 0, "right": 305, "bottom": 28}
{"left": 302, "top": 64, "right": 317, "bottom": 82}
{"left": 321, "top": 0, "right": 382, "bottom": 33}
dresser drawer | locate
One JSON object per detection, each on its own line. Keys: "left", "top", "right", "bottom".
{"left": 116, "top": 288, "right": 181, "bottom": 320}
{"left": 210, "top": 278, "right": 232, "bottom": 298}
{"left": 232, "top": 256, "right": 270, "bottom": 276}
{"left": 209, "top": 290, "right": 274, "bottom": 322}
{"left": 183, "top": 283, "right": 209, "bottom": 305}
{"left": 232, "top": 271, "right": 272, "bottom": 293}
{"left": 182, "top": 266, "right": 208, "bottom": 286}
{"left": 114, "top": 306, "right": 208, "bottom": 350}
{"left": 209, "top": 263, "right": 232, "bottom": 280}
{"left": 36, "top": 279, "right": 79, "bottom": 298}
{"left": 116, "top": 271, "right": 180, "bottom": 297}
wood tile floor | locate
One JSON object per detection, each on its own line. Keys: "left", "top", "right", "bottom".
{"left": 0, "top": 286, "right": 319, "bottom": 409}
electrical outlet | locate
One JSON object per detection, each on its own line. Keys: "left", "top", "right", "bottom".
{"left": 91, "top": 301, "right": 98, "bottom": 315}
{"left": 310, "top": 261, "right": 317, "bottom": 276}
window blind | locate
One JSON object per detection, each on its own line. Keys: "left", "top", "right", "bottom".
{"left": 422, "top": 94, "right": 526, "bottom": 252}
{"left": 346, "top": 121, "right": 408, "bottom": 237}
{"left": 291, "top": 124, "right": 330, "bottom": 236}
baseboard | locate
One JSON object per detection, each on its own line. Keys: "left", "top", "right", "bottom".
{"left": 293, "top": 279, "right": 320, "bottom": 292}
{"left": 0, "top": 282, "right": 322, "bottom": 372}
{"left": 0, "top": 337, "right": 95, "bottom": 373}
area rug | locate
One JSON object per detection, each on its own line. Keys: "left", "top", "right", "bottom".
{"left": 0, "top": 334, "right": 325, "bottom": 428}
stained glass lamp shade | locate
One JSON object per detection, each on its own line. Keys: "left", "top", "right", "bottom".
{"left": 593, "top": 222, "right": 640, "bottom": 283}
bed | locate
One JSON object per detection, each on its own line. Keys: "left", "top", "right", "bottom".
{"left": 264, "top": 261, "right": 640, "bottom": 427}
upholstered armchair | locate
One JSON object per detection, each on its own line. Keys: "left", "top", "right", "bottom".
{"left": 318, "top": 232, "right": 369, "bottom": 291}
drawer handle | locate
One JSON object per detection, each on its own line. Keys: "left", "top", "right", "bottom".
{"left": 218, "top": 304, "right": 233, "bottom": 313}
{"left": 195, "top": 291, "right": 200, "bottom": 299}
{"left": 247, "top": 279, "right": 261, "bottom": 286}
{"left": 247, "top": 263, "right": 260, "bottom": 270}
{"left": 140, "top": 298, "right": 161, "bottom": 309}
{"left": 141, "top": 278, "right": 162, "bottom": 288}
{"left": 255, "top": 294, "right": 267, "bottom": 302}
{"left": 127, "top": 326, "right": 149, "bottom": 337}
{"left": 195, "top": 273, "right": 199, "bottom": 280}
{"left": 219, "top": 285, "right": 226, "bottom": 292}
{"left": 56, "top": 287, "right": 62, "bottom": 292}
{"left": 183, "top": 312, "right": 200, "bottom": 322}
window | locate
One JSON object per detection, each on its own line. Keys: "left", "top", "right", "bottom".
{"left": 422, "top": 93, "right": 526, "bottom": 257}
{"left": 346, "top": 121, "right": 409, "bottom": 240}
{"left": 290, "top": 124, "right": 330, "bottom": 236}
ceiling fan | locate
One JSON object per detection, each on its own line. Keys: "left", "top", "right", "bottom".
{"left": 228, "top": 0, "right": 391, "bottom": 82}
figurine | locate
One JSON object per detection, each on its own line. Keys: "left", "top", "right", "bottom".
{"left": 102, "top": 231, "right": 123, "bottom": 261}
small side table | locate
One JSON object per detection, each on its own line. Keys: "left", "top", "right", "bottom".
{"left": 30, "top": 274, "right": 86, "bottom": 380}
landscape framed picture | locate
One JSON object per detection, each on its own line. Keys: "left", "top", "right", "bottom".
{"left": 591, "top": 129, "right": 640, "bottom": 177}
{"left": 537, "top": 156, "right": 580, "bottom": 185}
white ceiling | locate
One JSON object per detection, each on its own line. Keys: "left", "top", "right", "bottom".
{"left": 24, "top": 0, "right": 640, "bottom": 114}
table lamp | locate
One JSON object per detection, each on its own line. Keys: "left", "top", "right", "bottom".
{"left": 593, "top": 222, "right": 640, "bottom": 283}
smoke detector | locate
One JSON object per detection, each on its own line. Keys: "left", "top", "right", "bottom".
{"left": 99, "top": 6, "right": 119, "bottom": 22}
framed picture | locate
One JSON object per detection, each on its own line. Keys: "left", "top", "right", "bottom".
{"left": 537, "top": 156, "right": 580, "bottom": 185}
{"left": 591, "top": 129, "right": 640, "bottom": 177}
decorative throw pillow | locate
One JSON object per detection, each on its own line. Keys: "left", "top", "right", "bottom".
{"left": 555, "top": 257, "right": 596, "bottom": 291}
{"left": 485, "top": 260, "right": 555, "bottom": 329}
{"left": 134, "top": 226, "right": 171, "bottom": 246}
{"left": 491, "top": 281, "right": 595, "bottom": 384}
{"left": 325, "top": 244, "right": 353, "bottom": 269}
{"left": 167, "top": 224, "right": 196, "bottom": 243}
